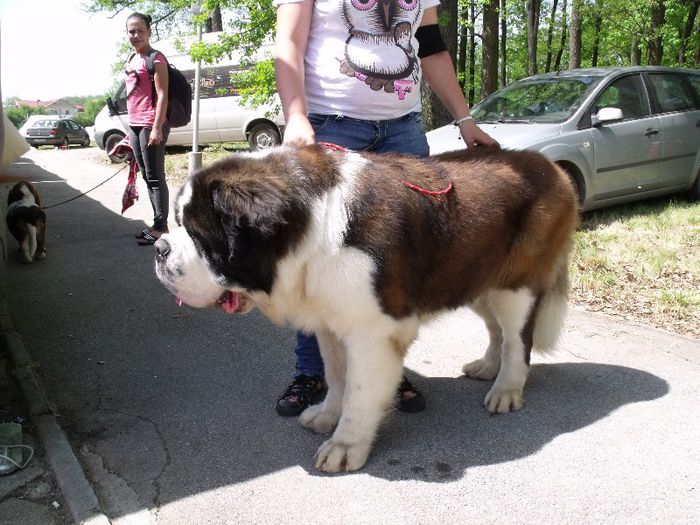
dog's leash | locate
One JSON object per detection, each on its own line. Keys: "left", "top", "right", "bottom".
{"left": 318, "top": 142, "right": 454, "bottom": 197}
{"left": 43, "top": 163, "right": 128, "bottom": 210}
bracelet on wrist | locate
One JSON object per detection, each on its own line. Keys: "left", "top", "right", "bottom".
{"left": 452, "top": 115, "right": 474, "bottom": 126}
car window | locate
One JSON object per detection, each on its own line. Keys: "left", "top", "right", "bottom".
{"left": 66, "top": 120, "right": 79, "bottom": 130}
{"left": 198, "top": 65, "right": 247, "bottom": 98}
{"left": 472, "top": 75, "right": 604, "bottom": 123}
{"left": 593, "top": 74, "right": 650, "bottom": 120}
{"left": 685, "top": 73, "right": 700, "bottom": 106}
{"left": 113, "top": 83, "right": 129, "bottom": 113}
{"left": 34, "top": 120, "right": 57, "bottom": 128}
{"left": 647, "top": 72, "right": 696, "bottom": 112}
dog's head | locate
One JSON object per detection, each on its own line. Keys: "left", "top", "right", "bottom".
{"left": 154, "top": 146, "right": 340, "bottom": 313}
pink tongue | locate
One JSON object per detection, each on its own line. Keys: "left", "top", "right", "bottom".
{"left": 220, "top": 292, "right": 240, "bottom": 314}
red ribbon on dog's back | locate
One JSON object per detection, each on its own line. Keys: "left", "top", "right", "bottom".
{"left": 319, "top": 141, "right": 453, "bottom": 197}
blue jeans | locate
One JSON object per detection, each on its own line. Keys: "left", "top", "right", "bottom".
{"left": 293, "top": 112, "right": 429, "bottom": 378}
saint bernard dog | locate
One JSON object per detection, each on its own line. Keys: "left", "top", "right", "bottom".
{"left": 154, "top": 144, "right": 579, "bottom": 472}
{"left": 6, "top": 180, "right": 47, "bottom": 264}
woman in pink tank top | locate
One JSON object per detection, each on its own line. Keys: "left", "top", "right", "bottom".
{"left": 125, "top": 12, "right": 171, "bottom": 245}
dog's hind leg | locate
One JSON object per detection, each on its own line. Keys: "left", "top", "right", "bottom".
{"left": 18, "top": 226, "right": 33, "bottom": 264}
{"left": 463, "top": 295, "right": 503, "bottom": 380}
{"left": 300, "top": 329, "right": 345, "bottom": 434}
{"left": 26, "top": 224, "right": 38, "bottom": 262}
{"left": 34, "top": 214, "right": 47, "bottom": 260}
{"left": 314, "top": 331, "right": 405, "bottom": 473}
{"left": 481, "top": 288, "right": 537, "bottom": 414}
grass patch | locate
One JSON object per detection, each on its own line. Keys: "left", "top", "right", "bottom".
{"left": 165, "top": 142, "right": 249, "bottom": 187}
{"left": 572, "top": 196, "right": 700, "bottom": 338}
{"left": 164, "top": 148, "right": 699, "bottom": 339}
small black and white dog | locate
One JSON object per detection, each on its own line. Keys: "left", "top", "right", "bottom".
{"left": 6, "top": 181, "right": 46, "bottom": 263}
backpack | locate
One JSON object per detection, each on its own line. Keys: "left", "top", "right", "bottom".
{"left": 142, "top": 50, "right": 193, "bottom": 128}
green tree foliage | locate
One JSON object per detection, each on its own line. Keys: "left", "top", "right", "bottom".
{"left": 85, "top": 0, "right": 700, "bottom": 124}
{"left": 73, "top": 97, "right": 108, "bottom": 127}
{"left": 5, "top": 106, "right": 44, "bottom": 129}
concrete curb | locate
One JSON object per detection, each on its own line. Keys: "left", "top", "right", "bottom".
{"left": 0, "top": 304, "right": 111, "bottom": 525}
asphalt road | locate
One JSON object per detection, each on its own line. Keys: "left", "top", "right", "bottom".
{"left": 2, "top": 147, "right": 699, "bottom": 524}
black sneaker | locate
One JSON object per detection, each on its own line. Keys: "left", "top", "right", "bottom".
{"left": 396, "top": 376, "right": 426, "bottom": 413}
{"left": 276, "top": 375, "right": 326, "bottom": 417}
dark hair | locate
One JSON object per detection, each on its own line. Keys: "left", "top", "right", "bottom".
{"left": 126, "top": 12, "right": 152, "bottom": 30}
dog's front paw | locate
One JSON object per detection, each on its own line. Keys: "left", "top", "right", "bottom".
{"left": 314, "top": 438, "right": 371, "bottom": 473}
{"left": 484, "top": 385, "right": 524, "bottom": 414}
{"left": 299, "top": 404, "right": 339, "bottom": 434}
{"left": 462, "top": 358, "right": 500, "bottom": 381}
{"left": 35, "top": 250, "right": 46, "bottom": 260}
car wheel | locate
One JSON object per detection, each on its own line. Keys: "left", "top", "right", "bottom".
{"left": 105, "top": 133, "right": 129, "bottom": 163}
{"left": 558, "top": 163, "right": 585, "bottom": 206}
{"left": 688, "top": 169, "right": 700, "bottom": 202}
{"left": 81, "top": 136, "right": 91, "bottom": 147}
{"left": 248, "top": 123, "right": 281, "bottom": 151}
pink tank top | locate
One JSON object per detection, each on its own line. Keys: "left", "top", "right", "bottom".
{"left": 125, "top": 52, "right": 167, "bottom": 127}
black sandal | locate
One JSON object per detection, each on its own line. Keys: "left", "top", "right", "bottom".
{"left": 135, "top": 228, "right": 151, "bottom": 239}
{"left": 137, "top": 231, "right": 161, "bottom": 245}
{"left": 276, "top": 374, "right": 326, "bottom": 417}
{"left": 396, "top": 376, "right": 426, "bottom": 413}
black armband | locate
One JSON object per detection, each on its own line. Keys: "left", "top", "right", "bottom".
{"left": 415, "top": 24, "right": 448, "bottom": 59}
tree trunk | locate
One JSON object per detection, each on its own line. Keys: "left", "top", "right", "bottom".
{"left": 500, "top": 0, "right": 507, "bottom": 87}
{"left": 554, "top": 0, "right": 567, "bottom": 71}
{"left": 569, "top": 0, "right": 582, "bottom": 69}
{"left": 205, "top": 6, "right": 223, "bottom": 33}
{"left": 647, "top": 0, "right": 665, "bottom": 65}
{"left": 469, "top": 2, "right": 477, "bottom": 105}
{"left": 678, "top": 0, "right": 700, "bottom": 64}
{"left": 526, "top": 0, "right": 541, "bottom": 75}
{"left": 481, "top": 0, "right": 499, "bottom": 97}
{"left": 631, "top": 35, "right": 642, "bottom": 65}
{"left": 591, "top": 1, "right": 603, "bottom": 67}
{"left": 544, "top": 0, "right": 559, "bottom": 73}
{"left": 428, "top": 0, "right": 458, "bottom": 129}
{"left": 696, "top": 9, "right": 700, "bottom": 66}
{"left": 458, "top": 3, "right": 468, "bottom": 89}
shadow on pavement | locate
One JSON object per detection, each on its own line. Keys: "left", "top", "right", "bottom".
{"left": 2, "top": 150, "right": 671, "bottom": 519}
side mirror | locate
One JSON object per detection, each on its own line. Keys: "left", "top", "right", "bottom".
{"left": 106, "top": 97, "right": 118, "bottom": 116}
{"left": 592, "top": 107, "right": 624, "bottom": 127}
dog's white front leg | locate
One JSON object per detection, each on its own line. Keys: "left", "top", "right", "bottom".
{"left": 314, "top": 334, "right": 403, "bottom": 473}
{"left": 299, "top": 329, "right": 345, "bottom": 434}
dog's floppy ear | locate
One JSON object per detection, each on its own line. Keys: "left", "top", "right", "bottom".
{"left": 211, "top": 180, "right": 289, "bottom": 235}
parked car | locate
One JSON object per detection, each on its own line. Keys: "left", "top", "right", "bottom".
{"left": 25, "top": 118, "right": 91, "bottom": 149}
{"left": 426, "top": 66, "right": 700, "bottom": 211}
{"left": 19, "top": 114, "right": 58, "bottom": 138}
{"left": 94, "top": 32, "right": 285, "bottom": 163}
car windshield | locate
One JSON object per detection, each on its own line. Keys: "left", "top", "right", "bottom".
{"left": 472, "top": 75, "right": 605, "bottom": 123}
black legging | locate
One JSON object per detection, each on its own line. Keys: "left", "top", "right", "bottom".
{"left": 128, "top": 124, "right": 170, "bottom": 231}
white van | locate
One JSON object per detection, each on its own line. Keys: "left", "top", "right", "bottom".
{"left": 94, "top": 34, "right": 285, "bottom": 162}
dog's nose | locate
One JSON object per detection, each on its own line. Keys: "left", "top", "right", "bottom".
{"left": 154, "top": 238, "right": 170, "bottom": 258}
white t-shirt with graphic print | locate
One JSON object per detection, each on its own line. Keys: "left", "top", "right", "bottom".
{"left": 274, "top": 0, "right": 441, "bottom": 120}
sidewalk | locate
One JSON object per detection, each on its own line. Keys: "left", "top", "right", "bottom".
{"left": 1, "top": 148, "right": 699, "bottom": 525}
{"left": 1, "top": 152, "right": 110, "bottom": 524}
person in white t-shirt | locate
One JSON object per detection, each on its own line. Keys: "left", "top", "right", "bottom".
{"left": 273, "top": 0, "right": 498, "bottom": 417}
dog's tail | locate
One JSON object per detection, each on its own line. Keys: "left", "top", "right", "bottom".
{"left": 533, "top": 249, "right": 570, "bottom": 353}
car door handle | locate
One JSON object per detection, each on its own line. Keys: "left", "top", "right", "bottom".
{"left": 644, "top": 128, "right": 660, "bottom": 136}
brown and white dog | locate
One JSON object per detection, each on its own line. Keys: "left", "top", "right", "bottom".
{"left": 154, "top": 144, "right": 579, "bottom": 472}
{"left": 6, "top": 181, "right": 47, "bottom": 263}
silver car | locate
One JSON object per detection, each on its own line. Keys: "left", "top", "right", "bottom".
{"left": 427, "top": 66, "right": 700, "bottom": 211}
